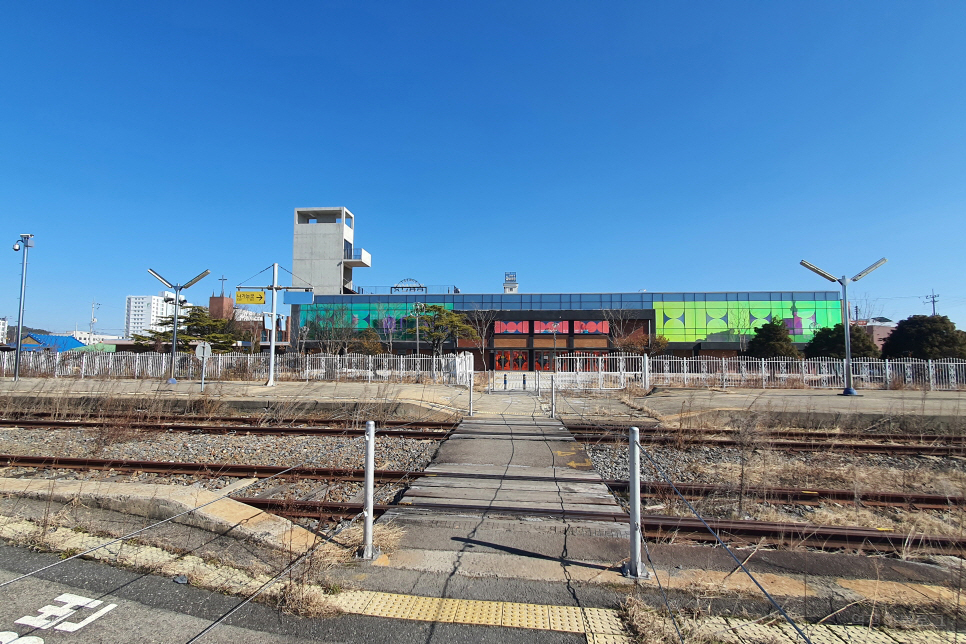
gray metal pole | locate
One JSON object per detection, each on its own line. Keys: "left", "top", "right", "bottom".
{"left": 362, "top": 420, "right": 375, "bottom": 560}
{"left": 625, "top": 426, "right": 645, "bottom": 578}
{"left": 551, "top": 374, "right": 556, "bottom": 418}
{"left": 13, "top": 238, "right": 29, "bottom": 382}
{"left": 840, "top": 277, "right": 857, "bottom": 395}
{"left": 266, "top": 262, "right": 278, "bottom": 387}
{"left": 201, "top": 356, "right": 207, "bottom": 393}
{"left": 468, "top": 372, "right": 474, "bottom": 417}
{"left": 168, "top": 288, "right": 181, "bottom": 383}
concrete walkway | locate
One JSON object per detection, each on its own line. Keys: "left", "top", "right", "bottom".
{"left": 376, "top": 392, "right": 631, "bottom": 584}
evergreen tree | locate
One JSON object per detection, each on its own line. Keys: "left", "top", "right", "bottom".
{"left": 804, "top": 323, "right": 881, "bottom": 359}
{"left": 881, "top": 315, "right": 966, "bottom": 359}
{"left": 418, "top": 305, "right": 478, "bottom": 356}
{"left": 745, "top": 318, "right": 801, "bottom": 358}
{"left": 133, "top": 306, "right": 240, "bottom": 352}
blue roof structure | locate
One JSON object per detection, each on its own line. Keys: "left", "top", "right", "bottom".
{"left": 20, "top": 334, "right": 85, "bottom": 352}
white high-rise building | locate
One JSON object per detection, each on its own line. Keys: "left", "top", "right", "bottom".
{"left": 124, "top": 291, "right": 193, "bottom": 339}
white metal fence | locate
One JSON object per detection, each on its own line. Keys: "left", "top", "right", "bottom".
{"left": 548, "top": 354, "right": 966, "bottom": 391}
{"left": 647, "top": 357, "right": 966, "bottom": 391}
{"left": 553, "top": 353, "right": 647, "bottom": 390}
{"left": 0, "top": 351, "right": 475, "bottom": 386}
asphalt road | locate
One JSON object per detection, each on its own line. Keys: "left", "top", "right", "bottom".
{"left": 0, "top": 545, "right": 585, "bottom": 644}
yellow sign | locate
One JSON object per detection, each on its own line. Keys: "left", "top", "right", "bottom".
{"left": 236, "top": 291, "right": 265, "bottom": 304}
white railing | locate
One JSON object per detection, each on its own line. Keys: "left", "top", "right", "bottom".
{"left": 553, "top": 353, "right": 647, "bottom": 390}
{"left": 0, "top": 351, "right": 474, "bottom": 386}
{"left": 548, "top": 354, "right": 966, "bottom": 391}
{"left": 648, "top": 356, "right": 966, "bottom": 391}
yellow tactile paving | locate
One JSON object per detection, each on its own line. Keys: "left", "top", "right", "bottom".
{"left": 326, "top": 590, "right": 958, "bottom": 644}
{"left": 435, "top": 597, "right": 461, "bottom": 623}
{"left": 586, "top": 634, "right": 633, "bottom": 644}
{"left": 548, "top": 605, "right": 585, "bottom": 632}
{"left": 581, "top": 607, "right": 625, "bottom": 635}
{"left": 726, "top": 619, "right": 786, "bottom": 642}
{"left": 826, "top": 625, "right": 899, "bottom": 643}
{"left": 329, "top": 590, "right": 375, "bottom": 613}
{"left": 501, "top": 602, "right": 550, "bottom": 629}
{"left": 777, "top": 623, "right": 848, "bottom": 644}
{"left": 883, "top": 630, "right": 950, "bottom": 644}
{"left": 361, "top": 592, "right": 418, "bottom": 619}
{"left": 408, "top": 596, "right": 443, "bottom": 621}
{"left": 453, "top": 598, "right": 504, "bottom": 625}
{"left": 692, "top": 616, "right": 743, "bottom": 644}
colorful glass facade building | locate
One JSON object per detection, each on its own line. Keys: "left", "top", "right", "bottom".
{"left": 295, "top": 290, "right": 843, "bottom": 370}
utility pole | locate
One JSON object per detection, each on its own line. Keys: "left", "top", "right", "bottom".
{"left": 89, "top": 300, "right": 100, "bottom": 341}
{"left": 925, "top": 290, "right": 939, "bottom": 316}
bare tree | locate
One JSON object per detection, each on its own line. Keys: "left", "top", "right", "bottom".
{"left": 466, "top": 309, "right": 499, "bottom": 374}
{"left": 603, "top": 309, "right": 668, "bottom": 356}
{"left": 304, "top": 304, "right": 356, "bottom": 354}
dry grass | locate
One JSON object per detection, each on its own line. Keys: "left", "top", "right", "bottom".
{"left": 622, "top": 597, "right": 758, "bottom": 644}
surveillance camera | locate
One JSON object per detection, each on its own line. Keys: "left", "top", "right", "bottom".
{"left": 12, "top": 243, "right": 20, "bottom": 251}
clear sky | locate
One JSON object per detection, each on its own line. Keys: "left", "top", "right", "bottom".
{"left": 2, "top": 1, "right": 965, "bottom": 336}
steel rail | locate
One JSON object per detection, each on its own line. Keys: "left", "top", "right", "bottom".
{"left": 0, "top": 418, "right": 450, "bottom": 439}
{"left": 568, "top": 423, "right": 966, "bottom": 444}
{"left": 234, "top": 498, "right": 966, "bottom": 555}
{"left": 570, "top": 433, "right": 966, "bottom": 455}
{"left": 4, "top": 413, "right": 457, "bottom": 429}
{"left": 3, "top": 454, "right": 963, "bottom": 509}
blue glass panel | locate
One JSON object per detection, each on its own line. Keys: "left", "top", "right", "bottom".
{"left": 685, "top": 293, "right": 695, "bottom": 302}
{"left": 707, "top": 293, "right": 725, "bottom": 301}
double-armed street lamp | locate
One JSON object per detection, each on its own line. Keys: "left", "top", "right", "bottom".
{"left": 11, "top": 234, "right": 34, "bottom": 382}
{"left": 800, "top": 257, "right": 887, "bottom": 396}
{"left": 148, "top": 268, "right": 210, "bottom": 384}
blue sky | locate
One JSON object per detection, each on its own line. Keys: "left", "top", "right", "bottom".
{"left": 2, "top": 1, "right": 965, "bottom": 336}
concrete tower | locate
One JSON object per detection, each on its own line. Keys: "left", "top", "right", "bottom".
{"left": 292, "top": 207, "right": 372, "bottom": 294}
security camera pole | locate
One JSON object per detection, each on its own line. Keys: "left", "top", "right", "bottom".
{"left": 148, "top": 268, "right": 211, "bottom": 384}
{"left": 11, "top": 234, "right": 34, "bottom": 382}
{"left": 800, "top": 258, "right": 887, "bottom": 396}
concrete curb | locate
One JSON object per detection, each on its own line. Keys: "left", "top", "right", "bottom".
{"left": 0, "top": 478, "right": 316, "bottom": 554}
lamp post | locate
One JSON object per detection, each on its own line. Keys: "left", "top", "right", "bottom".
{"left": 11, "top": 234, "right": 34, "bottom": 382}
{"left": 147, "top": 268, "right": 210, "bottom": 384}
{"left": 412, "top": 302, "right": 425, "bottom": 357}
{"left": 800, "top": 258, "right": 887, "bottom": 396}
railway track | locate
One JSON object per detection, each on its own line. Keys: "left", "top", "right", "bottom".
{"left": 567, "top": 426, "right": 966, "bottom": 455}
{"left": 5, "top": 415, "right": 961, "bottom": 455}
{"left": 0, "top": 418, "right": 452, "bottom": 439}
{"left": 2, "top": 454, "right": 962, "bottom": 510}
{"left": 235, "top": 497, "right": 966, "bottom": 555}
{"left": 1, "top": 454, "right": 962, "bottom": 554}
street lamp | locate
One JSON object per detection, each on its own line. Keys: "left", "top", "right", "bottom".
{"left": 800, "top": 258, "right": 887, "bottom": 396}
{"left": 147, "top": 268, "right": 210, "bottom": 384}
{"left": 11, "top": 234, "right": 34, "bottom": 382}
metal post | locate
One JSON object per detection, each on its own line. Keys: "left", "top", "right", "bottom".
{"left": 266, "top": 263, "right": 279, "bottom": 387}
{"left": 840, "top": 276, "right": 857, "bottom": 395}
{"left": 468, "top": 371, "right": 474, "bottom": 417}
{"left": 884, "top": 359, "right": 891, "bottom": 390}
{"left": 536, "top": 369, "right": 541, "bottom": 396}
{"left": 928, "top": 359, "right": 935, "bottom": 391}
{"left": 168, "top": 290, "right": 181, "bottom": 383}
{"left": 551, "top": 374, "right": 556, "bottom": 417}
{"left": 504, "top": 373, "right": 507, "bottom": 390}
{"left": 200, "top": 356, "right": 207, "bottom": 392}
{"left": 13, "top": 235, "right": 31, "bottom": 382}
{"left": 523, "top": 373, "right": 527, "bottom": 390}
{"left": 362, "top": 420, "right": 375, "bottom": 560}
{"left": 624, "top": 426, "right": 647, "bottom": 578}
